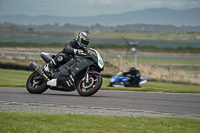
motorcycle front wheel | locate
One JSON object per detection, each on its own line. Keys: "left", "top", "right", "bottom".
{"left": 26, "top": 71, "right": 48, "bottom": 94}
{"left": 77, "top": 73, "right": 102, "bottom": 96}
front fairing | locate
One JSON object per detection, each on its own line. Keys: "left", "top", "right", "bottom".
{"left": 89, "top": 48, "right": 104, "bottom": 71}
{"left": 110, "top": 72, "right": 130, "bottom": 83}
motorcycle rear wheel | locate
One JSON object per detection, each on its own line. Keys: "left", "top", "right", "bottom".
{"left": 26, "top": 71, "right": 48, "bottom": 94}
{"left": 77, "top": 74, "right": 102, "bottom": 96}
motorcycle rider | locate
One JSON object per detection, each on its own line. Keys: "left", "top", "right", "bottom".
{"left": 45, "top": 31, "right": 90, "bottom": 87}
{"left": 123, "top": 66, "right": 141, "bottom": 87}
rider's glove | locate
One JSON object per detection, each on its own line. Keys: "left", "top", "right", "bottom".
{"left": 74, "top": 49, "right": 84, "bottom": 55}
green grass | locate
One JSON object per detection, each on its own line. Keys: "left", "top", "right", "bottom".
{"left": 0, "top": 68, "right": 200, "bottom": 93}
{"left": 140, "top": 81, "right": 200, "bottom": 93}
{"left": 0, "top": 112, "right": 199, "bottom": 133}
{"left": 0, "top": 69, "right": 32, "bottom": 87}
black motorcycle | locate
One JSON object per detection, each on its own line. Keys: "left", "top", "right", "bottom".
{"left": 26, "top": 48, "right": 104, "bottom": 96}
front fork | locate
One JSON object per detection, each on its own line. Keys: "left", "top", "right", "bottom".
{"left": 85, "top": 67, "right": 90, "bottom": 84}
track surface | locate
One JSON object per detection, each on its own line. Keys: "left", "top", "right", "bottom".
{"left": 0, "top": 87, "right": 200, "bottom": 117}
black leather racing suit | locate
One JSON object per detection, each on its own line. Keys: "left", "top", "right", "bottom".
{"left": 123, "top": 70, "right": 140, "bottom": 87}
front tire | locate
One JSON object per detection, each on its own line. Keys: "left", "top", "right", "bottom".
{"left": 26, "top": 71, "right": 48, "bottom": 94}
{"left": 77, "top": 74, "right": 102, "bottom": 96}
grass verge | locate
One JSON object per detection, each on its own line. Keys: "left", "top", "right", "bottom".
{"left": 0, "top": 68, "right": 200, "bottom": 93}
{"left": 0, "top": 112, "right": 200, "bottom": 133}
{"left": 0, "top": 68, "right": 31, "bottom": 88}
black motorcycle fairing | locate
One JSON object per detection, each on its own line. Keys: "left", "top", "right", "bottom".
{"left": 91, "top": 52, "right": 98, "bottom": 64}
{"left": 50, "top": 72, "right": 76, "bottom": 91}
{"left": 83, "top": 56, "right": 102, "bottom": 72}
{"left": 59, "top": 75, "right": 75, "bottom": 89}
{"left": 69, "top": 57, "right": 94, "bottom": 75}
{"left": 47, "top": 50, "right": 103, "bottom": 92}
{"left": 49, "top": 56, "right": 94, "bottom": 91}
{"left": 58, "top": 64, "right": 70, "bottom": 77}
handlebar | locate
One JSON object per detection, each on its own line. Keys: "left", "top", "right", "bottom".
{"left": 82, "top": 52, "right": 92, "bottom": 56}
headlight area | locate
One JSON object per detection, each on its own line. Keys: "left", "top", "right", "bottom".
{"left": 110, "top": 78, "right": 115, "bottom": 83}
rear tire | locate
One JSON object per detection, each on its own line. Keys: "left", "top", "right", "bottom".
{"left": 77, "top": 74, "right": 102, "bottom": 96}
{"left": 26, "top": 71, "right": 48, "bottom": 94}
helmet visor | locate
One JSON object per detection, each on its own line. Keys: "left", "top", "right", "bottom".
{"left": 78, "top": 37, "right": 89, "bottom": 48}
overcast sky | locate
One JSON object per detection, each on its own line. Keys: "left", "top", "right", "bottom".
{"left": 0, "top": 0, "right": 200, "bottom": 17}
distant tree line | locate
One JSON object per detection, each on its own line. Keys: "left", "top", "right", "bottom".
{"left": 0, "top": 22, "right": 200, "bottom": 33}
{"left": 0, "top": 42, "right": 200, "bottom": 53}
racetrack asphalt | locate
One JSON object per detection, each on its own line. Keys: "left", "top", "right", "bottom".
{"left": 0, "top": 87, "right": 200, "bottom": 118}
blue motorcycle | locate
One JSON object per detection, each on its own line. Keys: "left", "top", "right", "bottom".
{"left": 108, "top": 72, "right": 147, "bottom": 87}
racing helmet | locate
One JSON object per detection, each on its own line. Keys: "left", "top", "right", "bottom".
{"left": 130, "top": 66, "right": 136, "bottom": 72}
{"left": 76, "top": 32, "right": 90, "bottom": 48}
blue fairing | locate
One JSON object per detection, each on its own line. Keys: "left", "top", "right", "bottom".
{"left": 110, "top": 72, "right": 147, "bottom": 85}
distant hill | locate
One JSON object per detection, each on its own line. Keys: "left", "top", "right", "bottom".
{"left": 1, "top": 22, "right": 199, "bottom": 33}
{"left": 0, "top": 8, "right": 199, "bottom": 26}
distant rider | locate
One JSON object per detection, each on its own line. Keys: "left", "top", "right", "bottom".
{"left": 45, "top": 32, "right": 90, "bottom": 87}
{"left": 123, "top": 66, "right": 141, "bottom": 87}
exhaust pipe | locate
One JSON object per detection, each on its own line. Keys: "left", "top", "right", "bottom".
{"left": 30, "top": 62, "right": 50, "bottom": 81}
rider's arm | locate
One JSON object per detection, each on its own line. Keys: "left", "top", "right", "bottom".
{"left": 63, "top": 40, "right": 87, "bottom": 55}
{"left": 123, "top": 71, "right": 130, "bottom": 76}
{"left": 63, "top": 41, "right": 76, "bottom": 55}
